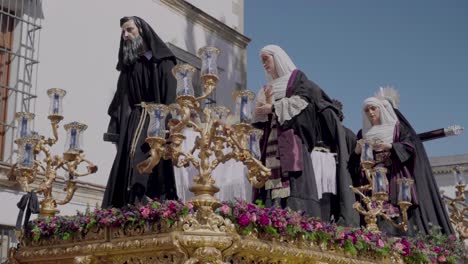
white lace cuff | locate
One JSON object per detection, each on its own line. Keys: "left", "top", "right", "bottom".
{"left": 274, "top": 95, "right": 308, "bottom": 125}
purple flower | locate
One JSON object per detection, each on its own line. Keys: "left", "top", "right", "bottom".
{"left": 258, "top": 214, "right": 270, "bottom": 226}
{"left": 238, "top": 213, "right": 251, "bottom": 227}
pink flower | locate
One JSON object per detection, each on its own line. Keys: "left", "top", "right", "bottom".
{"left": 339, "top": 232, "right": 345, "bottom": 239}
{"left": 162, "top": 210, "right": 171, "bottom": 218}
{"left": 363, "top": 235, "right": 371, "bottom": 241}
{"left": 377, "top": 239, "right": 384, "bottom": 248}
{"left": 140, "top": 207, "right": 151, "bottom": 219}
{"left": 250, "top": 213, "right": 257, "bottom": 223}
{"left": 186, "top": 202, "right": 194, "bottom": 210}
{"left": 394, "top": 242, "right": 405, "bottom": 251}
{"left": 315, "top": 222, "right": 323, "bottom": 229}
{"left": 438, "top": 255, "right": 446, "bottom": 262}
{"left": 220, "top": 204, "right": 231, "bottom": 215}
{"left": 273, "top": 221, "right": 284, "bottom": 228}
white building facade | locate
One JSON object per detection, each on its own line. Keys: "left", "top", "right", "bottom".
{"left": 0, "top": 0, "right": 249, "bottom": 261}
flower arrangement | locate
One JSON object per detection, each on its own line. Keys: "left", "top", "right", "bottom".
{"left": 24, "top": 200, "right": 466, "bottom": 264}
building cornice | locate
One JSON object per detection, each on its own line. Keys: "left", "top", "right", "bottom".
{"left": 160, "top": 0, "right": 251, "bottom": 49}
{"left": 0, "top": 162, "right": 105, "bottom": 195}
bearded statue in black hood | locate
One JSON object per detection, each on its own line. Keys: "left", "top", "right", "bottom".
{"left": 102, "top": 16, "right": 178, "bottom": 208}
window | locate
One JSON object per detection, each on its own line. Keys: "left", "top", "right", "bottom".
{"left": 0, "top": 2, "right": 42, "bottom": 163}
{"left": 0, "top": 8, "right": 14, "bottom": 161}
{"left": 0, "top": 225, "right": 17, "bottom": 263}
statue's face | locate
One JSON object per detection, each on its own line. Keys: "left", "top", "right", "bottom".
{"left": 260, "top": 52, "right": 278, "bottom": 79}
{"left": 121, "top": 19, "right": 140, "bottom": 41}
{"left": 364, "top": 104, "right": 381, "bottom": 126}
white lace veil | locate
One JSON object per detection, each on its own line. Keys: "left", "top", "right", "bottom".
{"left": 362, "top": 97, "right": 398, "bottom": 144}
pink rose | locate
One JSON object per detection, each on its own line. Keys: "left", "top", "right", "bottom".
{"left": 438, "top": 255, "right": 446, "bottom": 262}
{"left": 186, "top": 202, "right": 194, "bottom": 210}
{"left": 377, "top": 239, "right": 384, "bottom": 248}
{"left": 394, "top": 242, "right": 405, "bottom": 251}
{"left": 250, "top": 213, "right": 257, "bottom": 223}
{"left": 315, "top": 222, "right": 323, "bottom": 229}
{"left": 163, "top": 211, "right": 171, "bottom": 218}
{"left": 140, "top": 207, "right": 151, "bottom": 218}
{"left": 220, "top": 204, "right": 231, "bottom": 215}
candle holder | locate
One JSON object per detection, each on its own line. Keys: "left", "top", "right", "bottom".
{"left": 350, "top": 157, "right": 413, "bottom": 233}
{"left": 14, "top": 112, "right": 35, "bottom": 141}
{"left": 8, "top": 89, "right": 98, "bottom": 218}
{"left": 173, "top": 64, "right": 196, "bottom": 97}
{"left": 198, "top": 46, "right": 220, "bottom": 97}
{"left": 136, "top": 47, "right": 270, "bottom": 233}
{"left": 233, "top": 90, "right": 255, "bottom": 124}
{"left": 443, "top": 166, "right": 467, "bottom": 239}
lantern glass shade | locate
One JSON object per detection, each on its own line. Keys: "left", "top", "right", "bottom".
{"left": 360, "top": 140, "right": 374, "bottom": 162}
{"left": 146, "top": 104, "right": 169, "bottom": 138}
{"left": 15, "top": 112, "right": 35, "bottom": 140}
{"left": 198, "top": 46, "right": 220, "bottom": 77}
{"left": 47, "top": 88, "right": 66, "bottom": 116}
{"left": 64, "top": 122, "right": 87, "bottom": 153}
{"left": 17, "top": 136, "right": 39, "bottom": 169}
{"left": 211, "top": 106, "right": 230, "bottom": 136}
{"left": 172, "top": 64, "right": 196, "bottom": 97}
{"left": 233, "top": 90, "right": 255, "bottom": 124}
{"left": 453, "top": 166, "right": 466, "bottom": 185}
{"left": 372, "top": 166, "right": 389, "bottom": 194}
{"left": 169, "top": 103, "right": 182, "bottom": 121}
{"left": 247, "top": 128, "right": 263, "bottom": 160}
{"left": 398, "top": 178, "right": 414, "bottom": 203}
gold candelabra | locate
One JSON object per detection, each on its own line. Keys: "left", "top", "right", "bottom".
{"left": 136, "top": 47, "right": 270, "bottom": 227}
{"left": 350, "top": 140, "right": 413, "bottom": 233}
{"left": 444, "top": 166, "right": 467, "bottom": 239}
{"left": 8, "top": 88, "right": 98, "bottom": 217}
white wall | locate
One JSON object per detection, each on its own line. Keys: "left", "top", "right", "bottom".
{"left": 34, "top": 0, "right": 245, "bottom": 189}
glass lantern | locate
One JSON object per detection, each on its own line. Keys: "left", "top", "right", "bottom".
{"left": 47, "top": 88, "right": 66, "bottom": 116}
{"left": 211, "top": 106, "right": 230, "bottom": 136}
{"left": 372, "top": 166, "right": 389, "bottom": 194}
{"left": 172, "top": 64, "right": 196, "bottom": 97}
{"left": 398, "top": 178, "right": 414, "bottom": 203}
{"left": 247, "top": 128, "right": 263, "bottom": 160}
{"left": 145, "top": 104, "right": 169, "bottom": 138}
{"left": 169, "top": 103, "right": 182, "bottom": 121}
{"left": 17, "top": 136, "right": 39, "bottom": 169}
{"left": 64, "top": 122, "right": 88, "bottom": 154}
{"left": 233, "top": 90, "right": 255, "bottom": 124}
{"left": 198, "top": 46, "right": 220, "bottom": 77}
{"left": 360, "top": 139, "right": 374, "bottom": 162}
{"left": 15, "top": 112, "right": 35, "bottom": 140}
{"left": 453, "top": 166, "right": 466, "bottom": 185}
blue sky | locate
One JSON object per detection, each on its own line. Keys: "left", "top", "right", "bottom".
{"left": 245, "top": 0, "right": 468, "bottom": 157}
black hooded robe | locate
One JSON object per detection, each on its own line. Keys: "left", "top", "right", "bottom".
{"left": 255, "top": 70, "right": 359, "bottom": 227}
{"left": 102, "top": 17, "right": 178, "bottom": 208}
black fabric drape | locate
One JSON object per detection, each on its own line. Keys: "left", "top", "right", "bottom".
{"left": 16, "top": 191, "right": 39, "bottom": 230}
{"left": 394, "top": 109, "right": 454, "bottom": 235}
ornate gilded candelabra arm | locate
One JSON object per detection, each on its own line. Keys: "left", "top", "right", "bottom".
{"left": 56, "top": 180, "right": 77, "bottom": 205}
{"left": 45, "top": 115, "right": 64, "bottom": 145}
{"left": 243, "top": 156, "right": 271, "bottom": 188}
{"left": 136, "top": 137, "right": 166, "bottom": 174}
{"left": 63, "top": 156, "right": 98, "bottom": 178}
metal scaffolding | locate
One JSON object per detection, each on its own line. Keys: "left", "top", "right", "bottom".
{"left": 0, "top": 0, "right": 42, "bottom": 163}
